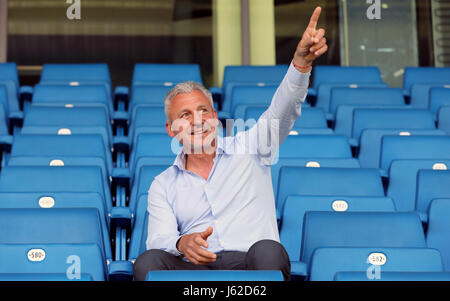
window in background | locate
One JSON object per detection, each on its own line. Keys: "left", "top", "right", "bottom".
{"left": 7, "top": 0, "right": 213, "bottom": 87}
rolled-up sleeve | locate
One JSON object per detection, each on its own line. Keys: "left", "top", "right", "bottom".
{"left": 235, "top": 62, "right": 311, "bottom": 164}
{"left": 146, "top": 178, "right": 182, "bottom": 256}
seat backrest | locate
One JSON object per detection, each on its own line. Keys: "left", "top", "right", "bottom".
{"left": 416, "top": 170, "right": 450, "bottom": 216}
{"left": 312, "top": 66, "right": 383, "bottom": 90}
{"left": 40, "top": 63, "right": 111, "bottom": 84}
{"left": 403, "top": 67, "right": 450, "bottom": 93}
{"left": 334, "top": 271, "right": 450, "bottom": 281}
{"left": 427, "top": 198, "right": 450, "bottom": 271}
{"left": 0, "top": 244, "right": 105, "bottom": 281}
{"left": 380, "top": 135, "right": 450, "bottom": 170}
{"left": 330, "top": 87, "right": 404, "bottom": 115}
{"left": 301, "top": 211, "right": 427, "bottom": 265}
{"left": 352, "top": 108, "right": 435, "bottom": 141}
{"left": 430, "top": 87, "right": 450, "bottom": 116}
{"left": 387, "top": 159, "right": 450, "bottom": 212}
{"left": 130, "top": 133, "right": 177, "bottom": 172}
{"left": 145, "top": 270, "right": 284, "bottom": 281}
{"left": 223, "top": 65, "right": 288, "bottom": 87}
{"left": 132, "top": 64, "right": 203, "bottom": 86}
{"left": 244, "top": 107, "right": 327, "bottom": 129}
{"left": 438, "top": 106, "right": 450, "bottom": 135}
{"left": 309, "top": 247, "right": 443, "bottom": 281}
{"left": 230, "top": 85, "right": 278, "bottom": 117}
{"left": 280, "top": 196, "right": 395, "bottom": 261}
{"left": 276, "top": 167, "right": 384, "bottom": 218}
{"left": 278, "top": 135, "right": 351, "bottom": 159}
{"left": 0, "top": 63, "right": 19, "bottom": 89}
{"left": 0, "top": 208, "right": 110, "bottom": 261}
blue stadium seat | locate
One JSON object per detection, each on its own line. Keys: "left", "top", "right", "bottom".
{"left": 276, "top": 167, "right": 384, "bottom": 220}
{"left": 40, "top": 63, "right": 112, "bottom": 98}
{"left": 0, "top": 273, "right": 94, "bottom": 281}
{"left": 410, "top": 84, "right": 450, "bottom": 108}
{"left": 380, "top": 135, "right": 450, "bottom": 172}
{"left": 132, "top": 64, "right": 203, "bottom": 86}
{"left": 129, "top": 85, "right": 171, "bottom": 120}
{"left": 243, "top": 107, "right": 328, "bottom": 131}
{"left": 403, "top": 67, "right": 450, "bottom": 96}
{"left": 9, "top": 134, "right": 112, "bottom": 180}
{"left": 351, "top": 108, "right": 435, "bottom": 143}
{"left": 22, "top": 106, "right": 112, "bottom": 149}
{"left": 328, "top": 87, "right": 405, "bottom": 118}
{"left": 0, "top": 208, "right": 111, "bottom": 272}
{"left": 277, "top": 135, "right": 351, "bottom": 160}
{"left": 416, "top": 170, "right": 450, "bottom": 222}
{"left": 271, "top": 158, "right": 359, "bottom": 199}
{"left": 32, "top": 84, "right": 113, "bottom": 117}
{"left": 334, "top": 271, "right": 450, "bottom": 281}
{"left": 129, "top": 133, "right": 177, "bottom": 180}
{"left": 438, "top": 106, "right": 450, "bottom": 135}
{"left": 430, "top": 87, "right": 450, "bottom": 118}
{"left": 229, "top": 85, "right": 278, "bottom": 118}
{"left": 359, "top": 129, "right": 446, "bottom": 168}
{"left": 427, "top": 199, "right": 450, "bottom": 271}
{"left": 308, "top": 247, "right": 443, "bottom": 281}
{"left": 387, "top": 160, "right": 450, "bottom": 212}
{"left": 214, "top": 65, "right": 288, "bottom": 115}
{"left": 0, "top": 63, "right": 22, "bottom": 120}
{"left": 299, "top": 212, "right": 426, "bottom": 277}
{"left": 334, "top": 104, "right": 407, "bottom": 143}
{"left": 311, "top": 66, "right": 384, "bottom": 96}
{"left": 145, "top": 270, "right": 284, "bottom": 281}
{"left": 128, "top": 106, "right": 167, "bottom": 147}
{"left": 279, "top": 196, "right": 395, "bottom": 263}
{"left": 129, "top": 194, "right": 149, "bottom": 262}
{"left": 0, "top": 165, "right": 112, "bottom": 216}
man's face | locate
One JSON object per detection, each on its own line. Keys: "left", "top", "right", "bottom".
{"left": 166, "top": 90, "right": 219, "bottom": 154}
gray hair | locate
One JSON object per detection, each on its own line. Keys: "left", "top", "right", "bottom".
{"left": 164, "top": 81, "right": 214, "bottom": 123}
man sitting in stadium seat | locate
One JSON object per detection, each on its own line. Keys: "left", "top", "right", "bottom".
{"left": 133, "top": 7, "right": 328, "bottom": 281}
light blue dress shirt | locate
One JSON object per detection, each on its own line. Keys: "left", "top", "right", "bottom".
{"left": 146, "top": 62, "right": 310, "bottom": 256}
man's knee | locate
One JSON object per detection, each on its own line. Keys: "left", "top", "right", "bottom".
{"left": 133, "top": 249, "right": 172, "bottom": 281}
{"left": 246, "top": 240, "right": 291, "bottom": 280}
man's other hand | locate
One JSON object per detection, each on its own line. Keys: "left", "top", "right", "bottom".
{"left": 177, "top": 226, "right": 217, "bottom": 265}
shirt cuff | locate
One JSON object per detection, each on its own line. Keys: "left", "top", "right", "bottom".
{"left": 286, "top": 61, "right": 311, "bottom": 90}
{"left": 169, "top": 235, "right": 183, "bottom": 256}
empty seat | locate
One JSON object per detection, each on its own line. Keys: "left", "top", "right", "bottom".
{"left": 352, "top": 108, "right": 435, "bottom": 143}
{"left": 229, "top": 85, "right": 278, "bottom": 118}
{"left": 128, "top": 106, "right": 167, "bottom": 147}
{"left": 40, "top": 63, "right": 112, "bottom": 98}
{"left": 0, "top": 165, "right": 112, "bottom": 215}
{"left": 427, "top": 198, "right": 450, "bottom": 271}
{"left": 300, "top": 212, "right": 426, "bottom": 276}
{"left": 438, "top": 106, "right": 450, "bottom": 135}
{"left": 334, "top": 271, "right": 450, "bottom": 281}
{"left": 9, "top": 134, "right": 112, "bottom": 180}
{"left": 329, "top": 87, "right": 405, "bottom": 117}
{"left": 271, "top": 158, "right": 360, "bottom": 199}
{"left": 0, "top": 63, "right": 22, "bottom": 119}
{"left": 0, "top": 208, "right": 111, "bottom": 270}
{"left": 280, "top": 196, "right": 395, "bottom": 262}
{"left": 32, "top": 85, "right": 113, "bottom": 117}
{"left": 308, "top": 248, "right": 443, "bottom": 281}
{"left": 0, "top": 244, "right": 104, "bottom": 281}
{"left": 416, "top": 170, "right": 450, "bottom": 222}
{"left": 410, "top": 84, "right": 450, "bottom": 108}
{"left": 22, "top": 106, "right": 112, "bottom": 149}
{"left": 132, "top": 64, "right": 203, "bottom": 87}
{"left": 403, "top": 67, "right": 450, "bottom": 96}
{"left": 380, "top": 135, "right": 450, "bottom": 171}
{"left": 145, "top": 270, "right": 284, "bottom": 281}
{"left": 430, "top": 87, "right": 450, "bottom": 117}
{"left": 359, "top": 129, "right": 446, "bottom": 168}
{"left": 277, "top": 135, "right": 351, "bottom": 160}
{"left": 276, "top": 167, "right": 384, "bottom": 219}
{"left": 215, "top": 65, "right": 288, "bottom": 114}
{"left": 129, "top": 85, "right": 171, "bottom": 119}
{"left": 387, "top": 159, "right": 450, "bottom": 212}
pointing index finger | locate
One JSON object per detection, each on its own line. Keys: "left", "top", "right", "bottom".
{"left": 308, "top": 7, "right": 322, "bottom": 29}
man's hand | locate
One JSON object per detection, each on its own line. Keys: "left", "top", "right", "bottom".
{"left": 293, "top": 7, "right": 328, "bottom": 72}
{"left": 177, "top": 226, "right": 217, "bottom": 265}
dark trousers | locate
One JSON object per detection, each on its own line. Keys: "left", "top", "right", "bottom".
{"left": 133, "top": 239, "right": 291, "bottom": 281}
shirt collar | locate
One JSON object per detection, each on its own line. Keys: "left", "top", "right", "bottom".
{"left": 173, "top": 135, "right": 226, "bottom": 171}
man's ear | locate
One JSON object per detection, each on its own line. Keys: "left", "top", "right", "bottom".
{"left": 166, "top": 121, "right": 175, "bottom": 138}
